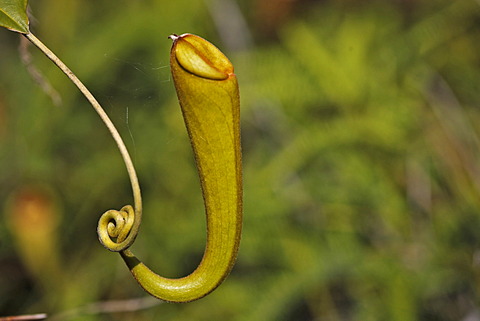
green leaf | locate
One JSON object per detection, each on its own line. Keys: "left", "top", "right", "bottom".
{"left": 0, "top": 0, "right": 29, "bottom": 33}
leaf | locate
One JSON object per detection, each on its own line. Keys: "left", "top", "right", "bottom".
{"left": 0, "top": 0, "right": 29, "bottom": 33}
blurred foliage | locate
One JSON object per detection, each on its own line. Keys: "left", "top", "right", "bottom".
{"left": 1, "top": 0, "right": 480, "bottom": 320}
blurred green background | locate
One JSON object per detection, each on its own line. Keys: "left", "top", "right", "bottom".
{"left": 1, "top": 0, "right": 480, "bottom": 320}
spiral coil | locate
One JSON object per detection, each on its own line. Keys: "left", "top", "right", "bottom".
{"left": 97, "top": 205, "right": 137, "bottom": 252}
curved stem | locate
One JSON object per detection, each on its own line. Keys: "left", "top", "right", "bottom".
{"left": 23, "top": 31, "right": 242, "bottom": 302}
{"left": 24, "top": 32, "right": 142, "bottom": 250}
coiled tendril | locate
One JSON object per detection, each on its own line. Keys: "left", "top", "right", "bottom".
{"left": 97, "top": 205, "right": 138, "bottom": 252}
{"left": 19, "top": 31, "right": 243, "bottom": 302}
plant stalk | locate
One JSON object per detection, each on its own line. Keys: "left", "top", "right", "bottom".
{"left": 23, "top": 32, "right": 143, "bottom": 243}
